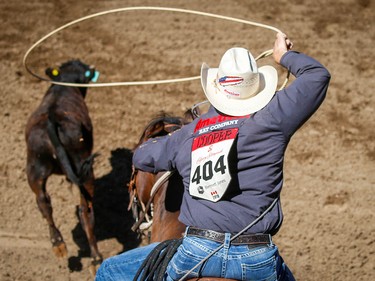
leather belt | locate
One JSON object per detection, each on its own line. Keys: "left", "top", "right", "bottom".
{"left": 186, "top": 227, "right": 271, "bottom": 246}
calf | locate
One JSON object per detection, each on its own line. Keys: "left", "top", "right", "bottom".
{"left": 25, "top": 60, "right": 102, "bottom": 272}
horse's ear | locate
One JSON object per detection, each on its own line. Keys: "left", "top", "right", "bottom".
{"left": 45, "top": 67, "right": 60, "bottom": 80}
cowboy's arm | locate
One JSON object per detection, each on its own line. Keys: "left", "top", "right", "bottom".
{"left": 267, "top": 50, "right": 331, "bottom": 138}
{"left": 133, "top": 132, "right": 180, "bottom": 173}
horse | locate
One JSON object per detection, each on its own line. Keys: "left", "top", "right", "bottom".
{"left": 128, "top": 112, "right": 187, "bottom": 243}
{"left": 25, "top": 60, "right": 102, "bottom": 273}
{"left": 128, "top": 102, "right": 207, "bottom": 242}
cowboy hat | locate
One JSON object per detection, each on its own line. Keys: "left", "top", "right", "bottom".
{"left": 201, "top": 47, "right": 278, "bottom": 116}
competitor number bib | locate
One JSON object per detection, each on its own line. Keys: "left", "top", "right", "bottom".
{"left": 189, "top": 128, "right": 238, "bottom": 202}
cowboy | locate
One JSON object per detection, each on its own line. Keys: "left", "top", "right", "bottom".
{"left": 96, "top": 32, "right": 330, "bottom": 280}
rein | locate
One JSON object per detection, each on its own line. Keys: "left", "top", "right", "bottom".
{"left": 129, "top": 170, "right": 175, "bottom": 233}
{"left": 128, "top": 168, "right": 152, "bottom": 229}
{"left": 128, "top": 116, "right": 184, "bottom": 235}
{"left": 134, "top": 238, "right": 183, "bottom": 281}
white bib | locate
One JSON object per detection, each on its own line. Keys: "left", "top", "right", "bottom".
{"left": 189, "top": 128, "right": 238, "bottom": 202}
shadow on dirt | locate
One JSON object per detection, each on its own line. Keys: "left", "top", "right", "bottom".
{"left": 68, "top": 148, "right": 141, "bottom": 272}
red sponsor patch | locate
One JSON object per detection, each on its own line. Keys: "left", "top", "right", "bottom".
{"left": 192, "top": 128, "right": 238, "bottom": 151}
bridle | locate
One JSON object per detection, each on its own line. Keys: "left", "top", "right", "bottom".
{"left": 127, "top": 167, "right": 150, "bottom": 231}
{"left": 127, "top": 118, "right": 186, "bottom": 236}
{"left": 128, "top": 169, "right": 175, "bottom": 235}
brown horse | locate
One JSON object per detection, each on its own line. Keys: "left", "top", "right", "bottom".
{"left": 128, "top": 112, "right": 187, "bottom": 242}
{"left": 128, "top": 102, "right": 207, "bottom": 242}
{"left": 25, "top": 60, "right": 102, "bottom": 273}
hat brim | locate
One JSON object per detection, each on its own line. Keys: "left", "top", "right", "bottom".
{"left": 201, "top": 63, "right": 278, "bottom": 116}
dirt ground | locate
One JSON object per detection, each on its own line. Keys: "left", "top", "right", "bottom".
{"left": 0, "top": 0, "right": 374, "bottom": 280}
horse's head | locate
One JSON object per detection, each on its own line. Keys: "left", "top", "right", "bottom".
{"left": 133, "top": 112, "right": 184, "bottom": 149}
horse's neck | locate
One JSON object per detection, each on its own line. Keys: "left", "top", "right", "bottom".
{"left": 150, "top": 178, "right": 185, "bottom": 242}
{"left": 135, "top": 171, "right": 156, "bottom": 203}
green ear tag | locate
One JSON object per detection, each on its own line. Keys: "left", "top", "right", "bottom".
{"left": 91, "top": 71, "right": 99, "bottom": 82}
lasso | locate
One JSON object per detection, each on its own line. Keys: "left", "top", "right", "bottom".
{"left": 23, "top": 6, "right": 288, "bottom": 88}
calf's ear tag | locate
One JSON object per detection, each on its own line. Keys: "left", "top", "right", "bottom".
{"left": 91, "top": 71, "right": 100, "bottom": 82}
{"left": 85, "top": 70, "right": 91, "bottom": 77}
{"left": 52, "top": 69, "right": 59, "bottom": 76}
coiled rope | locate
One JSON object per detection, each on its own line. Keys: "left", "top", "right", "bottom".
{"left": 23, "top": 6, "right": 287, "bottom": 88}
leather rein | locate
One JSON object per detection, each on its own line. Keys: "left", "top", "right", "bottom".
{"left": 128, "top": 122, "right": 183, "bottom": 234}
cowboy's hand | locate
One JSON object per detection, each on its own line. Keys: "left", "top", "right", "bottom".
{"left": 273, "top": 32, "right": 293, "bottom": 64}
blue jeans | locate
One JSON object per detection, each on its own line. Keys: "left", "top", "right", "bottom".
{"left": 95, "top": 232, "right": 295, "bottom": 280}
{"left": 95, "top": 242, "right": 158, "bottom": 281}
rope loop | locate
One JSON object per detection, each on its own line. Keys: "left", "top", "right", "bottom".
{"left": 23, "top": 6, "right": 287, "bottom": 88}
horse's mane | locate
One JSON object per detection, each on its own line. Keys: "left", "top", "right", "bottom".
{"left": 133, "top": 111, "right": 184, "bottom": 149}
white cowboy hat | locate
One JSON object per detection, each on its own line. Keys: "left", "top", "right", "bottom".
{"left": 201, "top": 47, "right": 278, "bottom": 116}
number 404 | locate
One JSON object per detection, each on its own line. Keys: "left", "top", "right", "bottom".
{"left": 191, "top": 155, "right": 227, "bottom": 185}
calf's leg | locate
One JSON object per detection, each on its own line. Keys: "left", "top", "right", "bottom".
{"left": 78, "top": 178, "right": 102, "bottom": 274}
{"left": 28, "top": 174, "right": 68, "bottom": 258}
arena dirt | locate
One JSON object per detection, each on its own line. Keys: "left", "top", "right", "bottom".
{"left": 0, "top": 0, "right": 374, "bottom": 280}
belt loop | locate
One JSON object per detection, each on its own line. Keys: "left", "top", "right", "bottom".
{"left": 224, "top": 233, "right": 231, "bottom": 249}
{"left": 184, "top": 226, "right": 190, "bottom": 237}
{"left": 268, "top": 234, "right": 273, "bottom": 246}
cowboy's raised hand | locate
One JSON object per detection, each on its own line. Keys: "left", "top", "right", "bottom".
{"left": 273, "top": 32, "right": 293, "bottom": 64}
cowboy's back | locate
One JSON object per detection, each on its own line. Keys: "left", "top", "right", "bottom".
{"left": 133, "top": 51, "right": 330, "bottom": 236}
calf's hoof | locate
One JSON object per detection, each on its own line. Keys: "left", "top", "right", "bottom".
{"left": 52, "top": 240, "right": 68, "bottom": 258}
{"left": 89, "top": 255, "right": 103, "bottom": 277}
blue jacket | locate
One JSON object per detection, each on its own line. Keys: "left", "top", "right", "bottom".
{"left": 133, "top": 51, "right": 331, "bottom": 235}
